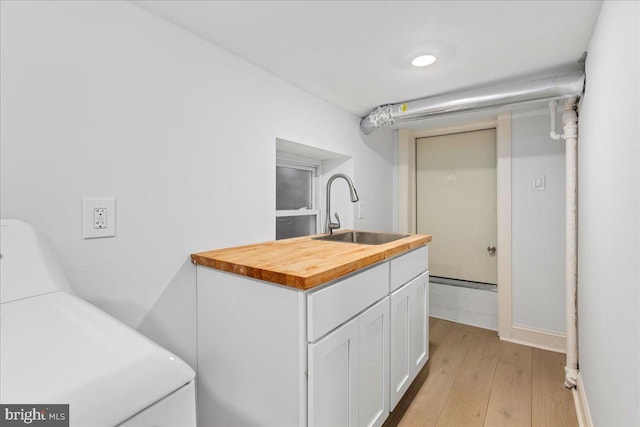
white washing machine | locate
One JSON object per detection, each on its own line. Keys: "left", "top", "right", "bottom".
{"left": 0, "top": 220, "right": 196, "bottom": 426}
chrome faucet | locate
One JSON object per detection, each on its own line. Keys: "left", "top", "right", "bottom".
{"left": 325, "top": 173, "right": 359, "bottom": 234}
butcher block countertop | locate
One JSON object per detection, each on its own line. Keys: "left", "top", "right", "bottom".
{"left": 191, "top": 231, "right": 432, "bottom": 290}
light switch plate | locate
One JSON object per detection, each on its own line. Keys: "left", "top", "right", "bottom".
{"left": 83, "top": 197, "right": 116, "bottom": 239}
{"left": 532, "top": 175, "right": 546, "bottom": 191}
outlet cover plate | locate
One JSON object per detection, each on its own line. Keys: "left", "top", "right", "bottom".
{"left": 83, "top": 197, "right": 116, "bottom": 239}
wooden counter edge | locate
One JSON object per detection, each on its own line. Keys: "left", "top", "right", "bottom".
{"left": 191, "top": 233, "right": 432, "bottom": 290}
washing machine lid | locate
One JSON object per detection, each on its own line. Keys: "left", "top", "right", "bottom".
{"left": 0, "top": 292, "right": 195, "bottom": 427}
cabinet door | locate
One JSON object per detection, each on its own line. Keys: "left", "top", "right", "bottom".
{"left": 358, "top": 297, "right": 390, "bottom": 427}
{"left": 308, "top": 317, "right": 358, "bottom": 427}
{"left": 410, "top": 272, "right": 429, "bottom": 375}
{"left": 389, "top": 283, "right": 411, "bottom": 410}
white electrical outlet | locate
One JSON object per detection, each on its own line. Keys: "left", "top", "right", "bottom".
{"left": 83, "top": 197, "right": 116, "bottom": 239}
{"left": 94, "top": 208, "right": 107, "bottom": 229}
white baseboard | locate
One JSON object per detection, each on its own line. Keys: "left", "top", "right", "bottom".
{"left": 573, "top": 372, "right": 593, "bottom": 427}
{"left": 501, "top": 324, "right": 566, "bottom": 353}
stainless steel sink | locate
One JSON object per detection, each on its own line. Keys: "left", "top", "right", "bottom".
{"left": 312, "top": 231, "right": 409, "bottom": 245}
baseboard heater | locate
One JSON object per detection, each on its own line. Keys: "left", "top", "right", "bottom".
{"left": 430, "top": 276, "right": 497, "bottom": 292}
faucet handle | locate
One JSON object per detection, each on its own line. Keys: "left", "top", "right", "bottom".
{"left": 327, "top": 212, "right": 341, "bottom": 234}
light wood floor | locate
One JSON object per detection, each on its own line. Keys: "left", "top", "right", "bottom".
{"left": 385, "top": 318, "right": 578, "bottom": 427}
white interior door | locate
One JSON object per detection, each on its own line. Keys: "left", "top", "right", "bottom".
{"left": 416, "top": 128, "right": 497, "bottom": 284}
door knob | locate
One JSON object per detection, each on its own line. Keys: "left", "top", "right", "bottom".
{"left": 487, "top": 245, "right": 496, "bottom": 256}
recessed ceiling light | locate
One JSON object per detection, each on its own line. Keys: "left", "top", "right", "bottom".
{"left": 411, "top": 54, "right": 437, "bottom": 67}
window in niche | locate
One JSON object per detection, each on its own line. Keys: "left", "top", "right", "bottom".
{"left": 276, "top": 157, "right": 320, "bottom": 240}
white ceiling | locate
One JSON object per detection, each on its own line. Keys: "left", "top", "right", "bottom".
{"left": 132, "top": 1, "right": 602, "bottom": 118}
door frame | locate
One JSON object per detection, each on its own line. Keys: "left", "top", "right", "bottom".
{"left": 396, "top": 113, "right": 513, "bottom": 341}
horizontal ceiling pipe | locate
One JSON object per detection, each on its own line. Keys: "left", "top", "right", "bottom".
{"left": 360, "top": 71, "right": 585, "bottom": 135}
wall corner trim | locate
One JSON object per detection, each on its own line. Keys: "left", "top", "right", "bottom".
{"left": 496, "top": 112, "right": 513, "bottom": 340}
{"left": 573, "top": 372, "right": 594, "bottom": 427}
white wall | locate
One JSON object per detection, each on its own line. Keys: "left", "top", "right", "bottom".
{"left": 511, "top": 110, "right": 566, "bottom": 334}
{"left": 578, "top": 1, "right": 639, "bottom": 425}
{"left": 0, "top": 1, "right": 395, "bottom": 369}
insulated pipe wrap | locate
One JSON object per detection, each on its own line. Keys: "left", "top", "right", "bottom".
{"left": 562, "top": 98, "right": 579, "bottom": 389}
{"left": 360, "top": 71, "right": 585, "bottom": 134}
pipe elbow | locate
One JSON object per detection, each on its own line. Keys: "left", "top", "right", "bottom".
{"left": 564, "top": 366, "right": 578, "bottom": 389}
{"left": 550, "top": 131, "right": 563, "bottom": 140}
{"left": 360, "top": 105, "right": 395, "bottom": 135}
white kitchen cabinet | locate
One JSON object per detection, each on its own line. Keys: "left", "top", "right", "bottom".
{"left": 308, "top": 316, "right": 358, "bottom": 427}
{"left": 390, "top": 245, "right": 429, "bottom": 292}
{"left": 308, "top": 296, "right": 389, "bottom": 427}
{"left": 390, "top": 279, "right": 411, "bottom": 409}
{"left": 410, "top": 272, "right": 429, "bottom": 376}
{"left": 196, "top": 245, "right": 428, "bottom": 427}
{"left": 197, "top": 268, "right": 306, "bottom": 427}
{"left": 357, "top": 298, "right": 389, "bottom": 427}
{"left": 389, "top": 271, "right": 429, "bottom": 410}
{"left": 307, "top": 263, "right": 389, "bottom": 342}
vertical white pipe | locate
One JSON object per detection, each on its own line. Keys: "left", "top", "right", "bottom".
{"left": 549, "top": 100, "right": 562, "bottom": 140}
{"left": 562, "top": 97, "right": 579, "bottom": 388}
